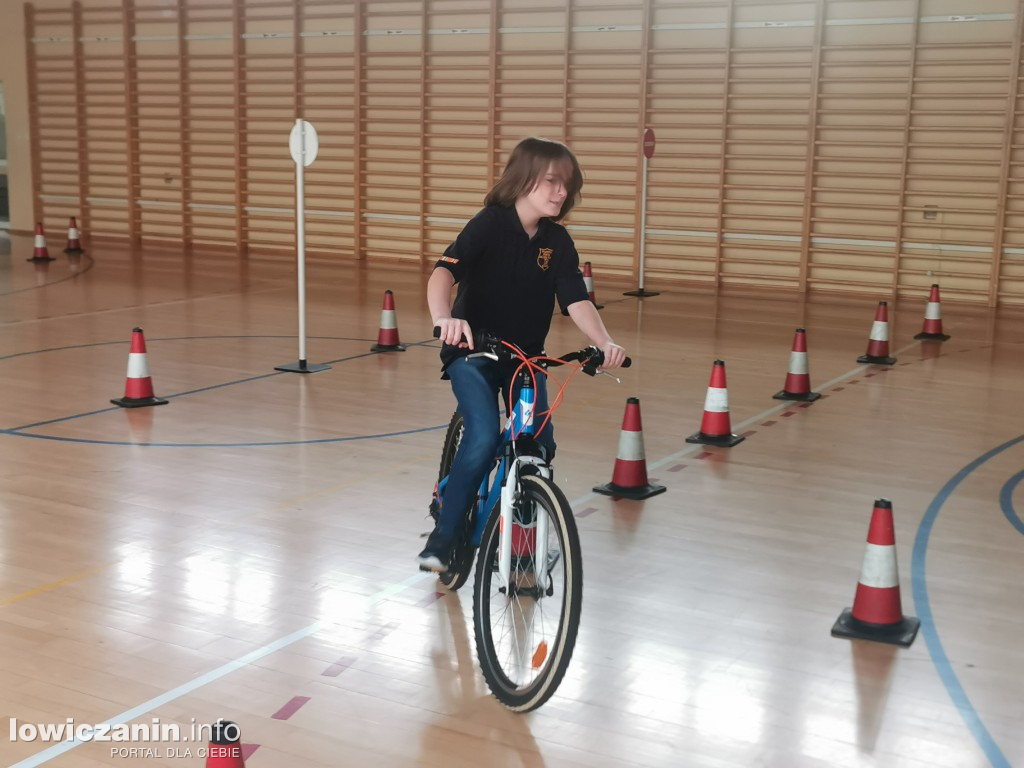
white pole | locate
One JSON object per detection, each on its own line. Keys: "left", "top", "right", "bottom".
{"left": 295, "top": 118, "right": 307, "bottom": 367}
{"left": 276, "top": 119, "right": 327, "bottom": 373}
{"left": 638, "top": 153, "right": 649, "bottom": 293}
{"left": 625, "top": 129, "right": 659, "bottom": 297}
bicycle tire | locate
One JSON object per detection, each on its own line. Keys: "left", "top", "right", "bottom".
{"left": 472, "top": 474, "right": 583, "bottom": 712}
{"left": 435, "top": 410, "right": 475, "bottom": 592}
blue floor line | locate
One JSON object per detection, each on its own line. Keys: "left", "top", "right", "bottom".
{"left": 911, "top": 433, "right": 1024, "bottom": 768}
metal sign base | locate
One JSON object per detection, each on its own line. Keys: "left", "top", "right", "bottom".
{"left": 275, "top": 360, "right": 331, "bottom": 374}
{"left": 623, "top": 288, "right": 660, "bottom": 297}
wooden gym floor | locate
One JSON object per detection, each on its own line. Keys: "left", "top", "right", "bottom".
{"left": 0, "top": 231, "right": 1022, "bottom": 768}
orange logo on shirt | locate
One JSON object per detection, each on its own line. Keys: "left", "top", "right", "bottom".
{"left": 537, "top": 248, "right": 553, "bottom": 271}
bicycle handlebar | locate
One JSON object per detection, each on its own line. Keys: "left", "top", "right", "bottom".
{"left": 432, "top": 326, "right": 631, "bottom": 375}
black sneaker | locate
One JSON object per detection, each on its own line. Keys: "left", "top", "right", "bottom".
{"left": 417, "top": 529, "right": 454, "bottom": 573}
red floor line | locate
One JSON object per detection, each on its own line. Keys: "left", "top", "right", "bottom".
{"left": 369, "top": 621, "right": 399, "bottom": 640}
{"left": 242, "top": 743, "right": 260, "bottom": 760}
{"left": 322, "top": 656, "right": 357, "bottom": 677}
{"left": 271, "top": 695, "right": 311, "bottom": 721}
{"left": 577, "top": 507, "right": 598, "bottom": 517}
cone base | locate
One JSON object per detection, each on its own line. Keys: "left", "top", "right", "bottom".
{"left": 28, "top": 256, "right": 56, "bottom": 262}
{"left": 831, "top": 608, "right": 920, "bottom": 648}
{"left": 111, "top": 395, "right": 168, "bottom": 408}
{"left": 773, "top": 390, "right": 821, "bottom": 402}
{"left": 686, "top": 431, "right": 745, "bottom": 447}
{"left": 275, "top": 360, "right": 331, "bottom": 373}
{"left": 64, "top": 247, "right": 85, "bottom": 255}
{"left": 857, "top": 354, "right": 897, "bottom": 365}
{"left": 914, "top": 331, "right": 950, "bottom": 341}
{"left": 623, "top": 289, "right": 659, "bottom": 297}
{"left": 371, "top": 343, "right": 406, "bottom": 352}
{"left": 593, "top": 481, "right": 666, "bottom": 500}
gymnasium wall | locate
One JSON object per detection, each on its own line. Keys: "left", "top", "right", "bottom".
{"left": 8, "top": 0, "right": 1024, "bottom": 306}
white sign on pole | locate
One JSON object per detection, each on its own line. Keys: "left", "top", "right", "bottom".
{"left": 289, "top": 120, "right": 319, "bottom": 166}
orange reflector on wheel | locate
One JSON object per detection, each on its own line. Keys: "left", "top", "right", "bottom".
{"left": 532, "top": 641, "right": 548, "bottom": 669}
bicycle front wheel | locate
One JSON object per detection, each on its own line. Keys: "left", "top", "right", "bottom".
{"left": 473, "top": 474, "right": 583, "bottom": 712}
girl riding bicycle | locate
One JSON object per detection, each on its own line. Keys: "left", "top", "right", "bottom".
{"left": 420, "top": 136, "right": 627, "bottom": 572}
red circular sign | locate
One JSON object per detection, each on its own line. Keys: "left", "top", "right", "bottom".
{"left": 642, "top": 128, "right": 655, "bottom": 159}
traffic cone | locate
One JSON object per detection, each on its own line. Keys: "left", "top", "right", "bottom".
{"left": 832, "top": 499, "right": 920, "bottom": 647}
{"left": 593, "top": 397, "right": 666, "bottom": 500}
{"left": 370, "top": 290, "right": 406, "bottom": 352}
{"left": 27, "top": 222, "right": 55, "bottom": 262}
{"left": 63, "top": 216, "right": 85, "bottom": 254}
{"left": 857, "top": 301, "right": 897, "bottom": 365}
{"left": 205, "top": 719, "right": 246, "bottom": 767}
{"left": 583, "top": 262, "right": 604, "bottom": 309}
{"left": 686, "top": 360, "right": 744, "bottom": 447}
{"left": 913, "top": 284, "right": 950, "bottom": 341}
{"left": 110, "top": 328, "right": 168, "bottom": 408}
{"left": 774, "top": 327, "right": 820, "bottom": 402}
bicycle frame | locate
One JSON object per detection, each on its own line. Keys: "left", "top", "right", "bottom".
{"left": 436, "top": 368, "right": 553, "bottom": 593}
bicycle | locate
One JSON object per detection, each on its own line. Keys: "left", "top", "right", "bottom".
{"left": 426, "top": 327, "right": 629, "bottom": 712}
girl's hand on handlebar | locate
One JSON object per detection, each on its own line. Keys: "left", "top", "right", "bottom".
{"left": 599, "top": 342, "right": 626, "bottom": 371}
{"left": 435, "top": 317, "right": 474, "bottom": 349}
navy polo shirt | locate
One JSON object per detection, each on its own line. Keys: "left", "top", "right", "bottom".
{"left": 435, "top": 204, "right": 590, "bottom": 369}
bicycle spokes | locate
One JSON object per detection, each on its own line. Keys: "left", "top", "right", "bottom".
{"left": 482, "top": 491, "right": 567, "bottom": 692}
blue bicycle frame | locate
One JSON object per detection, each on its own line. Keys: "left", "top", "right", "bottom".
{"left": 437, "top": 368, "right": 544, "bottom": 549}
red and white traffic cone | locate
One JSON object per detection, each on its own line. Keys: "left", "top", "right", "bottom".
{"left": 593, "top": 397, "right": 666, "bottom": 500}
{"left": 110, "top": 328, "right": 168, "bottom": 408}
{"left": 63, "top": 216, "right": 85, "bottom": 254}
{"left": 774, "top": 327, "right": 820, "bottom": 402}
{"left": 913, "top": 284, "right": 950, "bottom": 341}
{"left": 583, "top": 261, "right": 604, "bottom": 309}
{"left": 686, "top": 360, "right": 744, "bottom": 447}
{"left": 831, "top": 499, "right": 920, "bottom": 647}
{"left": 857, "top": 301, "right": 897, "bottom": 365}
{"left": 370, "top": 290, "right": 406, "bottom": 352}
{"left": 205, "top": 719, "right": 246, "bottom": 767}
{"left": 28, "top": 222, "right": 55, "bottom": 262}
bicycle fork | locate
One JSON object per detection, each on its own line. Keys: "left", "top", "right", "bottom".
{"left": 498, "top": 456, "right": 551, "bottom": 595}
{"left": 496, "top": 368, "right": 552, "bottom": 595}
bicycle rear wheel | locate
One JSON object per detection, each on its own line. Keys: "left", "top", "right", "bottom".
{"left": 434, "top": 410, "right": 475, "bottom": 591}
{"left": 472, "top": 474, "right": 583, "bottom": 712}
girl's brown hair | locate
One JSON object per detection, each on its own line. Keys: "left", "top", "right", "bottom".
{"left": 484, "top": 137, "right": 583, "bottom": 221}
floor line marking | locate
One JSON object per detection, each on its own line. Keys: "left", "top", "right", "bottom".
{"left": 7, "top": 571, "right": 428, "bottom": 767}
{"left": 911, "top": 435, "right": 1024, "bottom": 768}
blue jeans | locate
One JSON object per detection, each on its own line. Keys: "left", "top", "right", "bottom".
{"left": 436, "top": 355, "right": 555, "bottom": 541}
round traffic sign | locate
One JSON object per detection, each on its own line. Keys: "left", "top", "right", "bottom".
{"left": 289, "top": 120, "right": 319, "bottom": 167}
{"left": 642, "top": 128, "right": 655, "bottom": 159}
